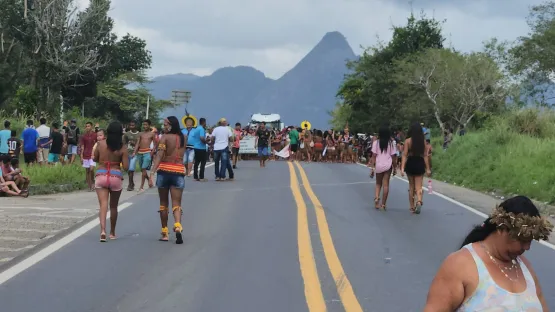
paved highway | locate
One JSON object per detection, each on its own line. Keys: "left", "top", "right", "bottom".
{"left": 0, "top": 161, "right": 554, "bottom": 312}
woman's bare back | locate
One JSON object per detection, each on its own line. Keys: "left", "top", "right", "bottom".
{"left": 160, "top": 134, "right": 186, "bottom": 163}
{"left": 95, "top": 141, "right": 127, "bottom": 170}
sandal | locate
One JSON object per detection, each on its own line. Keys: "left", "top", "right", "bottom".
{"left": 159, "top": 227, "right": 169, "bottom": 242}
{"left": 100, "top": 233, "right": 107, "bottom": 242}
{"left": 415, "top": 201, "right": 422, "bottom": 214}
{"left": 173, "top": 223, "right": 183, "bottom": 245}
{"left": 374, "top": 197, "right": 380, "bottom": 209}
{"left": 381, "top": 204, "right": 387, "bottom": 211}
{"left": 109, "top": 234, "right": 117, "bottom": 240}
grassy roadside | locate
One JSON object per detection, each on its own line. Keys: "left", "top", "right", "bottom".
{"left": 431, "top": 110, "right": 555, "bottom": 207}
{"left": 23, "top": 163, "right": 87, "bottom": 194}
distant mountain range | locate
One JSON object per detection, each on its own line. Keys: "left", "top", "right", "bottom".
{"left": 147, "top": 31, "right": 357, "bottom": 128}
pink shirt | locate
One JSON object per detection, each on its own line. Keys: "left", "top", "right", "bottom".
{"left": 233, "top": 130, "right": 242, "bottom": 148}
{"left": 372, "top": 140, "right": 397, "bottom": 173}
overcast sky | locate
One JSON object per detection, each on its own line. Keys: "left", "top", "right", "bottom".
{"left": 78, "top": 0, "right": 540, "bottom": 79}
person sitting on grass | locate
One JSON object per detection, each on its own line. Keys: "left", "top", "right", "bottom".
{"left": 1, "top": 156, "right": 30, "bottom": 193}
{"left": 0, "top": 156, "right": 25, "bottom": 197}
{"left": 9, "top": 158, "right": 30, "bottom": 192}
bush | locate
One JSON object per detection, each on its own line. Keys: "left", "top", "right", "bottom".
{"left": 432, "top": 109, "right": 555, "bottom": 204}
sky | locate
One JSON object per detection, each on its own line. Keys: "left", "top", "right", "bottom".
{"left": 77, "top": 0, "right": 542, "bottom": 79}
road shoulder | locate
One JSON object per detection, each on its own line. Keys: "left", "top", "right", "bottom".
{"left": 396, "top": 175, "right": 555, "bottom": 244}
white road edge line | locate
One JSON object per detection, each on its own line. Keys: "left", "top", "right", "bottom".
{"left": 355, "top": 163, "right": 555, "bottom": 251}
{"left": 0, "top": 201, "right": 133, "bottom": 286}
{"left": 0, "top": 162, "right": 217, "bottom": 285}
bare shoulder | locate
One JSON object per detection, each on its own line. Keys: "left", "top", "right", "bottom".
{"left": 519, "top": 255, "right": 537, "bottom": 275}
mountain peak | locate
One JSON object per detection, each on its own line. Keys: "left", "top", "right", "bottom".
{"left": 313, "top": 31, "right": 352, "bottom": 53}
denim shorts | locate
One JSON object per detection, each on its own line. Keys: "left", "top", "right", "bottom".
{"left": 258, "top": 146, "right": 268, "bottom": 156}
{"left": 128, "top": 155, "right": 137, "bottom": 172}
{"left": 156, "top": 171, "right": 185, "bottom": 189}
{"left": 184, "top": 148, "right": 195, "bottom": 164}
{"left": 136, "top": 152, "right": 152, "bottom": 169}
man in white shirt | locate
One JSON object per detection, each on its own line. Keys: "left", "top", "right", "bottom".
{"left": 211, "top": 118, "right": 234, "bottom": 181}
{"left": 36, "top": 118, "right": 51, "bottom": 166}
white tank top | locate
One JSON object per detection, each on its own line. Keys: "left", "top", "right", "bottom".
{"left": 457, "top": 243, "right": 543, "bottom": 311}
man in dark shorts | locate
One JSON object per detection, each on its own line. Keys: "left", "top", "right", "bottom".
{"left": 255, "top": 122, "right": 271, "bottom": 168}
{"left": 7, "top": 130, "right": 21, "bottom": 160}
{"left": 288, "top": 126, "right": 300, "bottom": 161}
{"left": 47, "top": 123, "right": 64, "bottom": 164}
{"left": 21, "top": 120, "right": 39, "bottom": 165}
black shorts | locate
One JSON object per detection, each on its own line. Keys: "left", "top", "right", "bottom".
{"left": 232, "top": 147, "right": 240, "bottom": 156}
{"left": 24, "top": 152, "right": 37, "bottom": 164}
{"left": 290, "top": 144, "right": 298, "bottom": 153}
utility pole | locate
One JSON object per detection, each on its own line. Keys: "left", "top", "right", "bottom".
{"left": 59, "top": 94, "right": 63, "bottom": 126}
{"left": 146, "top": 96, "right": 150, "bottom": 119}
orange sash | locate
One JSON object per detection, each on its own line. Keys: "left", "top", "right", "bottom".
{"left": 158, "top": 162, "right": 185, "bottom": 175}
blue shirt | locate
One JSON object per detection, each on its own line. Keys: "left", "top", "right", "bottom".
{"left": 181, "top": 127, "right": 197, "bottom": 148}
{"left": 422, "top": 127, "right": 431, "bottom": 140}
{"left": 193, "top": 127, "right": 206, "bottom": 150}
{"left": 0, "top": 129, "right": 10, "bottom": 154}
{"left": 21, "top": 128, "right": 39, "bottom": 153}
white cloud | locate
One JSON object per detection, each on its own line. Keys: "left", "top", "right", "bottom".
{"left": 101, "top": 0, "right": 542, "bottom": 79}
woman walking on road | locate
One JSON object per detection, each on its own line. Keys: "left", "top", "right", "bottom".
{"left": 94, "top": 121, "right": 129, "bottom": 242}
{"left": 401, "top": 122, "right": 430, "bottom": 214}
{"left": 371, "top": 125, "right": 397, "bottom": 210}
{"left": 424, "top": 196, "right": 552, "bottom": 311}
{"left": 149, "top": 116, "right": 186, "bottom": 244}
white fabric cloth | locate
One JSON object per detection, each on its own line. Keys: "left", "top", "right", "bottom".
{"left": 274, "top": 144, "right": 290, "bottom": 158}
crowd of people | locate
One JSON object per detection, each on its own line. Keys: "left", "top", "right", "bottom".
{"left": 1, "top": 114, "right": 554, "bottom": 310}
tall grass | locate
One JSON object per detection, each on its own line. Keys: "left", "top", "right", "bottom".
{"left": 432, "top": 109, "right": 555, "bottom": 204}
{"left": 24, "top": 162, "right": 86, "bottom": 186}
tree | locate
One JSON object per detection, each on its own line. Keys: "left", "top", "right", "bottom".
{"left": 394, "top": 48, "right": 507, "bottom": 131}
{"left": 0, "top": 0, "right": 154, "bottom": 120}
{"left": 328, "top": 101, "right": 352, "bottom": 130}
{"left": 335, "top": 12, "right": 445, "bottom": 131}
{"left": 508, "top": 1, "right": 555, "bottom": 107}
{"left": 88, "top": 72, "right": 171, "bottom": 123}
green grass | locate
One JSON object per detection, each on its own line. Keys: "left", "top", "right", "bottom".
{"left": 431, "top": 110, "right": 555, "bottom": 205}
{"left": 19, "top": 162, "right": 87, "bottom": 194}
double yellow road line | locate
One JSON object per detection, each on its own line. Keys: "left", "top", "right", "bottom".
{"left": 288, "top": 161, "right": 363, "bottom": 312}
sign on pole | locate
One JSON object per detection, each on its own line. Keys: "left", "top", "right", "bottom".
{"left": 171, "top": 90, "right": 192, "bottom": 107}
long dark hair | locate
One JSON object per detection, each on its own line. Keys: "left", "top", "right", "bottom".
{"left": 167, "top": 116, "right": 185, "bottom": 148}
{"left": 106, "top": 121, "right": 123, "bottom": 152}
{"left": 460, "top": 196, "right": 540, "bottom": 248}
{"left": 378, "top": 124, "right": 392, "bottom": 153}
{"left": 407, "top": 122, "right": 425, "bottom": 156}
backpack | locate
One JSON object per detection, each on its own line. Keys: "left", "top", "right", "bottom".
{"left": 67, "top": 127, "right": 77, "bottom": 144}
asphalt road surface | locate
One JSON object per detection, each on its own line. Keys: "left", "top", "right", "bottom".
{"left": 0, "top": 161, "right": 554, "bottom": 312}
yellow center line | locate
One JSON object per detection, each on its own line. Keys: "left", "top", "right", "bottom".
{"left": 294, "top": 161, "right": 363, "bottom": 312}
{"left": 287, "top": 162, "right": 327, "bottom": 311}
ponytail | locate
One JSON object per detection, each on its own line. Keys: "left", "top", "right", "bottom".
{"left": 460, "top": 218, "right": 496, "bottom": 248}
